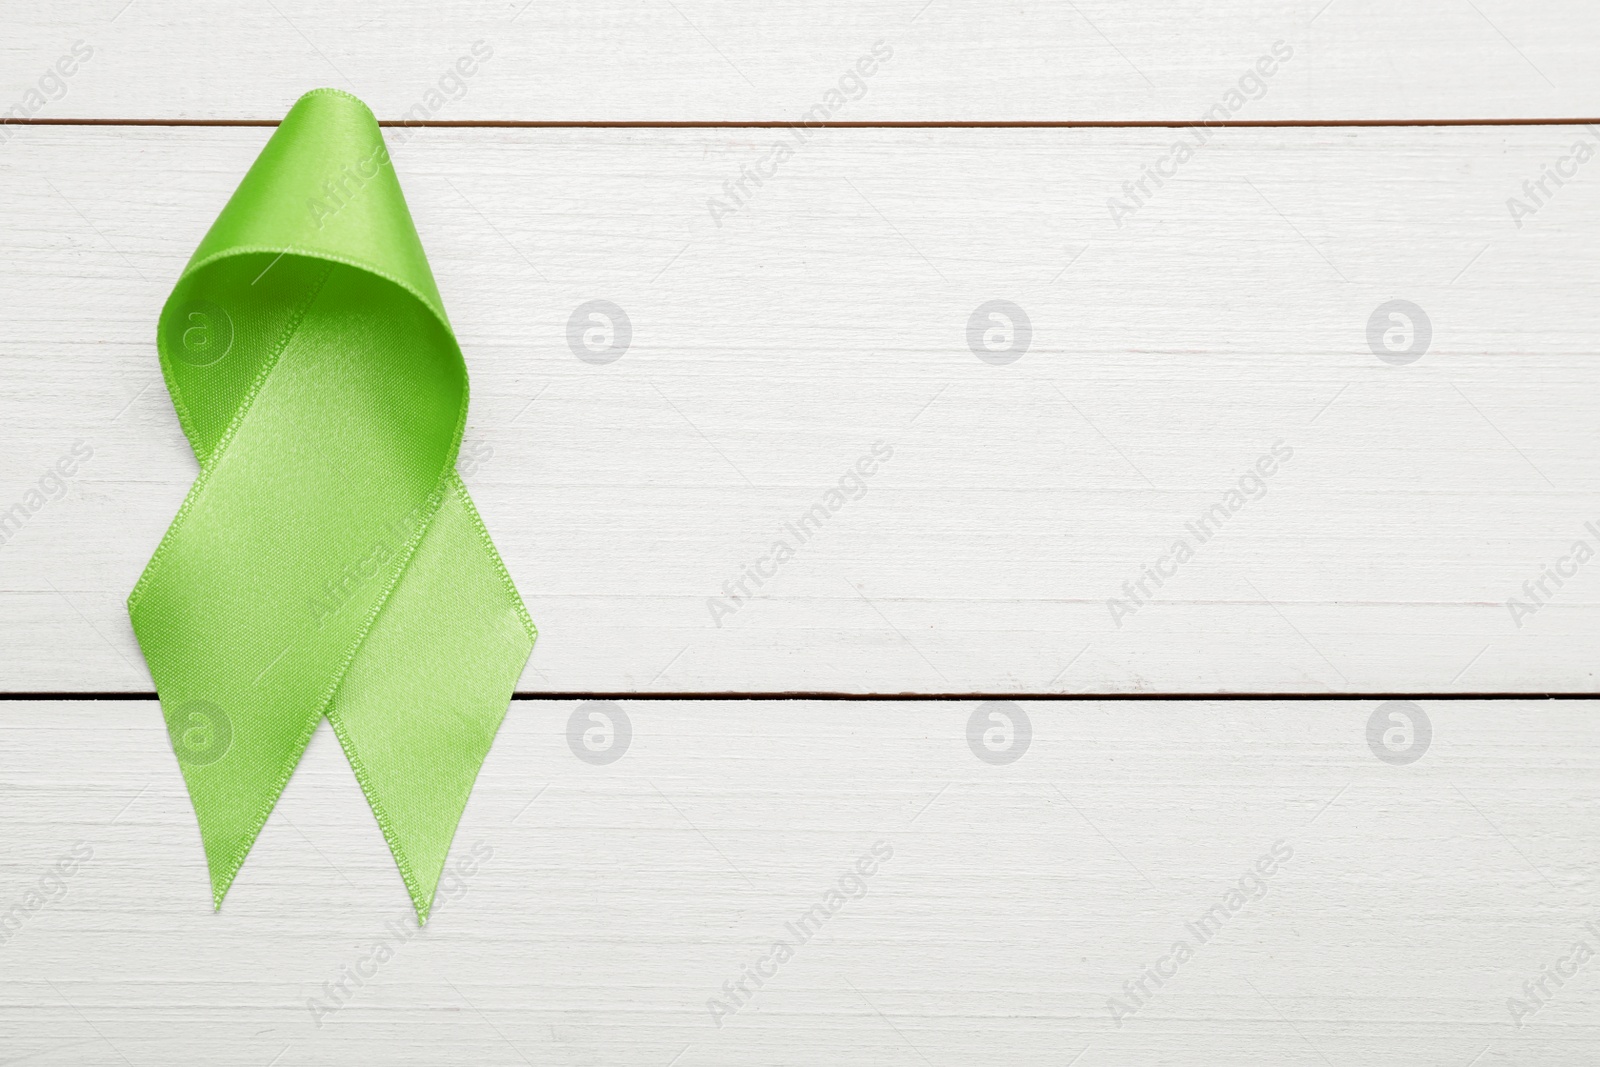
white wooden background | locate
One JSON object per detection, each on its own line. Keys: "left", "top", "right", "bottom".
{"left": 4, "top": 3, "right": 1600, "bottom": 1065}
{"left": 4, "top": 123, "right": 1600, "bottom": 694}
{"left": 3, "top": 1, "right": 1600, "bottom": 121}
{"left": 3, "top": 699, "right": 1598, "bottom": 1066}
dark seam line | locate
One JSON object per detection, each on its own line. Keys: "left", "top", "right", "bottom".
{"left": 523, "top": 691, "right": 1600, "bottom": 701}
{"left": 3, "top": 691, "right": 1597, "bottom": 701}
{"left": 4, "top": 118, "right": 1600, "bottom": 129}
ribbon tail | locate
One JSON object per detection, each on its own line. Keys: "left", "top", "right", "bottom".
{"left": 327, "top": 477, "right": 535, "bottom": 924}
{"left": 158, "top": 698, "right": 326, "bottom": 911}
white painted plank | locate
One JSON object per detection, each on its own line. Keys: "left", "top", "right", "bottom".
{"left": 0, "top": 698, "right": 1594, "bottom": 1064}
{"left": 3, "top": 125, "right": 1600, "bottom": 693}
{"left": 2, "top": 2, "right": 1599, "bottom": 122}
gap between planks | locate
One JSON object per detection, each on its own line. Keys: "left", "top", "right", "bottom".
{"left": 4, "top": 117, "right": 1600, "bottom": 129}
{"left": 3, "top": 691, "right": 1598, "bottom": 701}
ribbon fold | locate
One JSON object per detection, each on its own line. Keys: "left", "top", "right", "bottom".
{"left": 129, "top": 89, "right": 535, "bottom": 922}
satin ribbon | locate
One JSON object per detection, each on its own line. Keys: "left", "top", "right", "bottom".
{"left": 129, "top": 89, "right": 535, "bottom": 922}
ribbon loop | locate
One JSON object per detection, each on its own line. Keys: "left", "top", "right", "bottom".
{"left": 130, "top": 89, "right": 535, "bottom": 922}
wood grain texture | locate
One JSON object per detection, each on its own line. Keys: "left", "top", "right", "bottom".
{"left": 5, "top": 6, "right": 1596, "bottom": 1064}
{"left": 0, "top": 698, "right": 1593, "bottom": 1065}
{"left": 2, "top": 2, "right": 1598, "bottom": 122}
{"left": 4, "top": 125, "right": 1600, "bottom": 693}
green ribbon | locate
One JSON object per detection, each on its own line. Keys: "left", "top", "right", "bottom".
{"left": 129, "top": 89, "right": 535, "bottom": 923}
